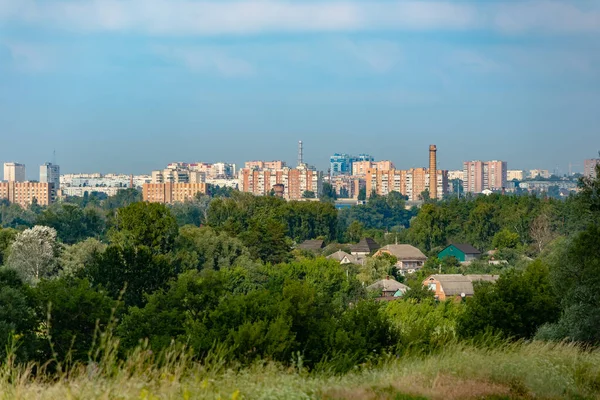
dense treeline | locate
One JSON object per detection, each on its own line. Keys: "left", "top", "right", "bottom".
{"left": 0, "top": 166, "right": 599, "bottom": 372}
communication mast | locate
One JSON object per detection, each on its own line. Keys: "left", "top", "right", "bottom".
{"left": 298, "top": 140, "right": 303, "bottom": 167}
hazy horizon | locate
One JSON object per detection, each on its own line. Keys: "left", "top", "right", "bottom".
{"left": 1, "top": 0, "right": 599, "bottom": 178}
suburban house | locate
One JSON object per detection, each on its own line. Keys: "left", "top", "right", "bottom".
{"left": 350, "top": 238, "right": 380, "bottom": 256}
{"left": 296, "top": 239, "right": 325, "bottom": 253}
{"left": 367, "top": 276, "right": 410, "bottom": 301}
{"left": 326, "top": 250, "right": 360, "bottom": 265}
{"left": 374, "top": 244, "right": 428, "bottom": 275}
{"left": 422, "top": 274, "right": 499, "bottom": 301}
{"left": 438, "top": 243, "right": 482, "bottom": 263}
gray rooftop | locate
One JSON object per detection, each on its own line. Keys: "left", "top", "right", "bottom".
{"left": 378, "top": 244, "right": 427, "bottom": 260}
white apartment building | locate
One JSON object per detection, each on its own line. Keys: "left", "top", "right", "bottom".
{"left": 60, "top": 173, "right": 151, "bottom": 190}
{"left": 507, "top": 170, "right": 525, "bottom": 181}
{"left": 40, "top": 163, "right": 60, "bottom": 188}
{"left": 447, "top": 170, "right": 464, "bottom": 181}
{"left": 3, "top": 162, "right": 26, "bottom": 182}
{"left": 529, "top": 169, "right": 550, "bottom": 179}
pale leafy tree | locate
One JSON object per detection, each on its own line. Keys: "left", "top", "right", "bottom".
{"left": 7, "top": 225, "right": 60, "bottom": 285}
{"left": 530, "top": 211, "right": 555, "bottom": 254}
{"left": 358, "top": 257, "right": 394, "bottom": 285}
{"left": 59, "top": 238, "right": 106, "bottom": 278}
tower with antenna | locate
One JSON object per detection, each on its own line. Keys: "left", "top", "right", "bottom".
{"left": 298, "top": 140, "right": 303, "bottom": 167}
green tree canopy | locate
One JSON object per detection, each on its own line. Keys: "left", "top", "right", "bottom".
{"left": 33, "top": 277, "right": 117, "bottom": 362}
{"left": 85, "top": 245, "right": 176, "bottom": 307}
{"left": 110, "top": 202, "right": 179, "bottom": 254}
{"left": 458, "top": 260, "right": 559, "bottom": 340}
{"left": 0, "top": 267, "right": 37, "bottom": 361}
{"left": 36, "top": 203, "right": 106, "bottom": 244}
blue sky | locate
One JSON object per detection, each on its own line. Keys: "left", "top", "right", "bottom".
{"left": 1, "top": 0, "right": 599, "bottom": 178}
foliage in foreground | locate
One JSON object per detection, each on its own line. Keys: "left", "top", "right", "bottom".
{"left": 1, "top": 340, "right": 600, "bottom": 399}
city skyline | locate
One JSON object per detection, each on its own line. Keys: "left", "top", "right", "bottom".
{"left": 1, "top": 1, "right": 599, "bottom": 177}
{"left": 0, "top": 144, "right": 598, "bottom": 181}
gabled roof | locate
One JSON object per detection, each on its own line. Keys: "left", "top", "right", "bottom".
{"left": 424, "top": 274, "right": 498, "bottom": 296}
{"left": 326, "top": 250, "right": 349, "bottom": 261}
{"left": 378, "top": 244, "right": 427, "bottom": 261}
{"left": 367, "top": 277, "right": 410, "bottom": 293}
{"left": 326, "top": 250, "right": 356, "bottom": 263}
{"left": 351, "top": 238, "right": 380, "bottom": 253}
{"left": 449, "top": 243, "right": 481, "bottom": 255}
{"left": 297, "top": 239, "right": 325, "bottom": 251}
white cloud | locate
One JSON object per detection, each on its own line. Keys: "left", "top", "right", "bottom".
{"left": 449, "top": 50, "right": 507, "bottom": 74}
{"left": 0, "top": 0, "right": 475, "bottom": 35}
{"left": 493, "top": 1, "right": 600, "bottom": 34}
{"left": 1, "top": 41, "right": 55, "bottom": 72}
{"left": 153, "top": 45, "right": 255, "bottom": 76}
{"left": 1, "top": 0, "right": 598, "bottom": 36}
{"left": 337, "top": 39, "right": 403, "bottom": 73}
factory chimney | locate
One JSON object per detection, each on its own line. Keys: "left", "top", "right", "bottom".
{"left": 429, "top": 145, "right": 437, "bottom": 200}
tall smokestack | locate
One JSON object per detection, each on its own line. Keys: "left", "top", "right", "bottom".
{"left": 429, "top": 145, "right": 437, "bottom": 200}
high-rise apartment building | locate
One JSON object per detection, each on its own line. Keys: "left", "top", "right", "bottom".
{"left": 212, "top": 162, "right": 236, "bottom": 178}
{"left": 584, "top": 159, "right": 600, "bottom": 179}
{"left": 507, "top": 170, "right": 525, "bottom": 181}
{"left": 0, "top": 182, "right": 54, "bottom": 207}
{"left": 365, "top": 168, "right": 448, "bottom": 201}
{"left": 329, "top": 153, "right": 374, "bottom": 176}
{"left": 463, "top": 160, "right": 508, "bottom": 193}
{"left": 40, "top": 163, "right": 60, "bottom": 189}
{"left": 328, "top": 175, "right": 364, "bottom": 199}
{"left": 244, "top": 160, "right": 287, "bottom": 170}
{"left": 351, "top": 160, "right": 395, "bottom": 177}
{"left": 162, "top": 162, "right": 236, "bottom": 179}
{"left": 330, "top": 153, "right": 352, "bottom": 176}
{"left": 151, "top": 169, "right": 204, "bottom": 184}
{"left": 143, "top": 183, "right": 207, "bottom": 204}
{"left": 3, "top": 163, "right": 26, "bottom": 182}
{"left": 239, "top": 164, "right": 322, "bottom": 200}
{"left": 447, "top": 170, "right": 464, "bottom": 181}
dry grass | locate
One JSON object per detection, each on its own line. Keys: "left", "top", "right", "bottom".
{"left": 1, "top": 341, "right": 600, "bottom": 399}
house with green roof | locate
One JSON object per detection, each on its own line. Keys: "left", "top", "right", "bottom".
{"left": 438, "top": 243, "right": 482, "bottom": 263}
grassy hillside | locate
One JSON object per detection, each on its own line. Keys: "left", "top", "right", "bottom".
{"left": 2, "top": 341, "right": 599, "bottom": 399}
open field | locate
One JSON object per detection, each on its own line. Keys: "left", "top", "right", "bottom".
{"left": 2, "top": 341, "right": 600, "bottom": 400}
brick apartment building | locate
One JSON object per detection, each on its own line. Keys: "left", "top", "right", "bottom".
{"left": 365, "top": 168, "right": 449, "bottom": 201}
{"left": 0, "top": 181, "right": 54, "bottom": 207}
{"left": 463, "top": 160, "right": 508, "bottom": 193}
{"left": 352, "top": 160, "right": 395, "bottom": 176}
{"left": 142, "top": 183, "right": 207, "bottom": 204}
{"left": 239, "top": 164, "right": 322, "bottom": 200}
{"left": 584, "top": 159, "right": 600, "bottom": 179}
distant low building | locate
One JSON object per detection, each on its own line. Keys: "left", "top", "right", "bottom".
{"left": 367, "top": 277, "right": 410, "bottom": 301}
{"left": 326, "top": 250, "right": 360, "bottom": 265}
{"left": 296, "top": 239, "right": 325, "bottom": 253}
{"left": 438, "top": 244, "right": 481, "bottom": 263}
{"left": 529, "top": 169, "right": 550, "bottom": 179}
{"left": 423, "top": 274, "right": 498, "bottom": 301}
{"left": 374, "top": 244, "right": 427, "bottom": 275}
{"left": 350, "top": 238, "right": 380, "bottom": 256}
